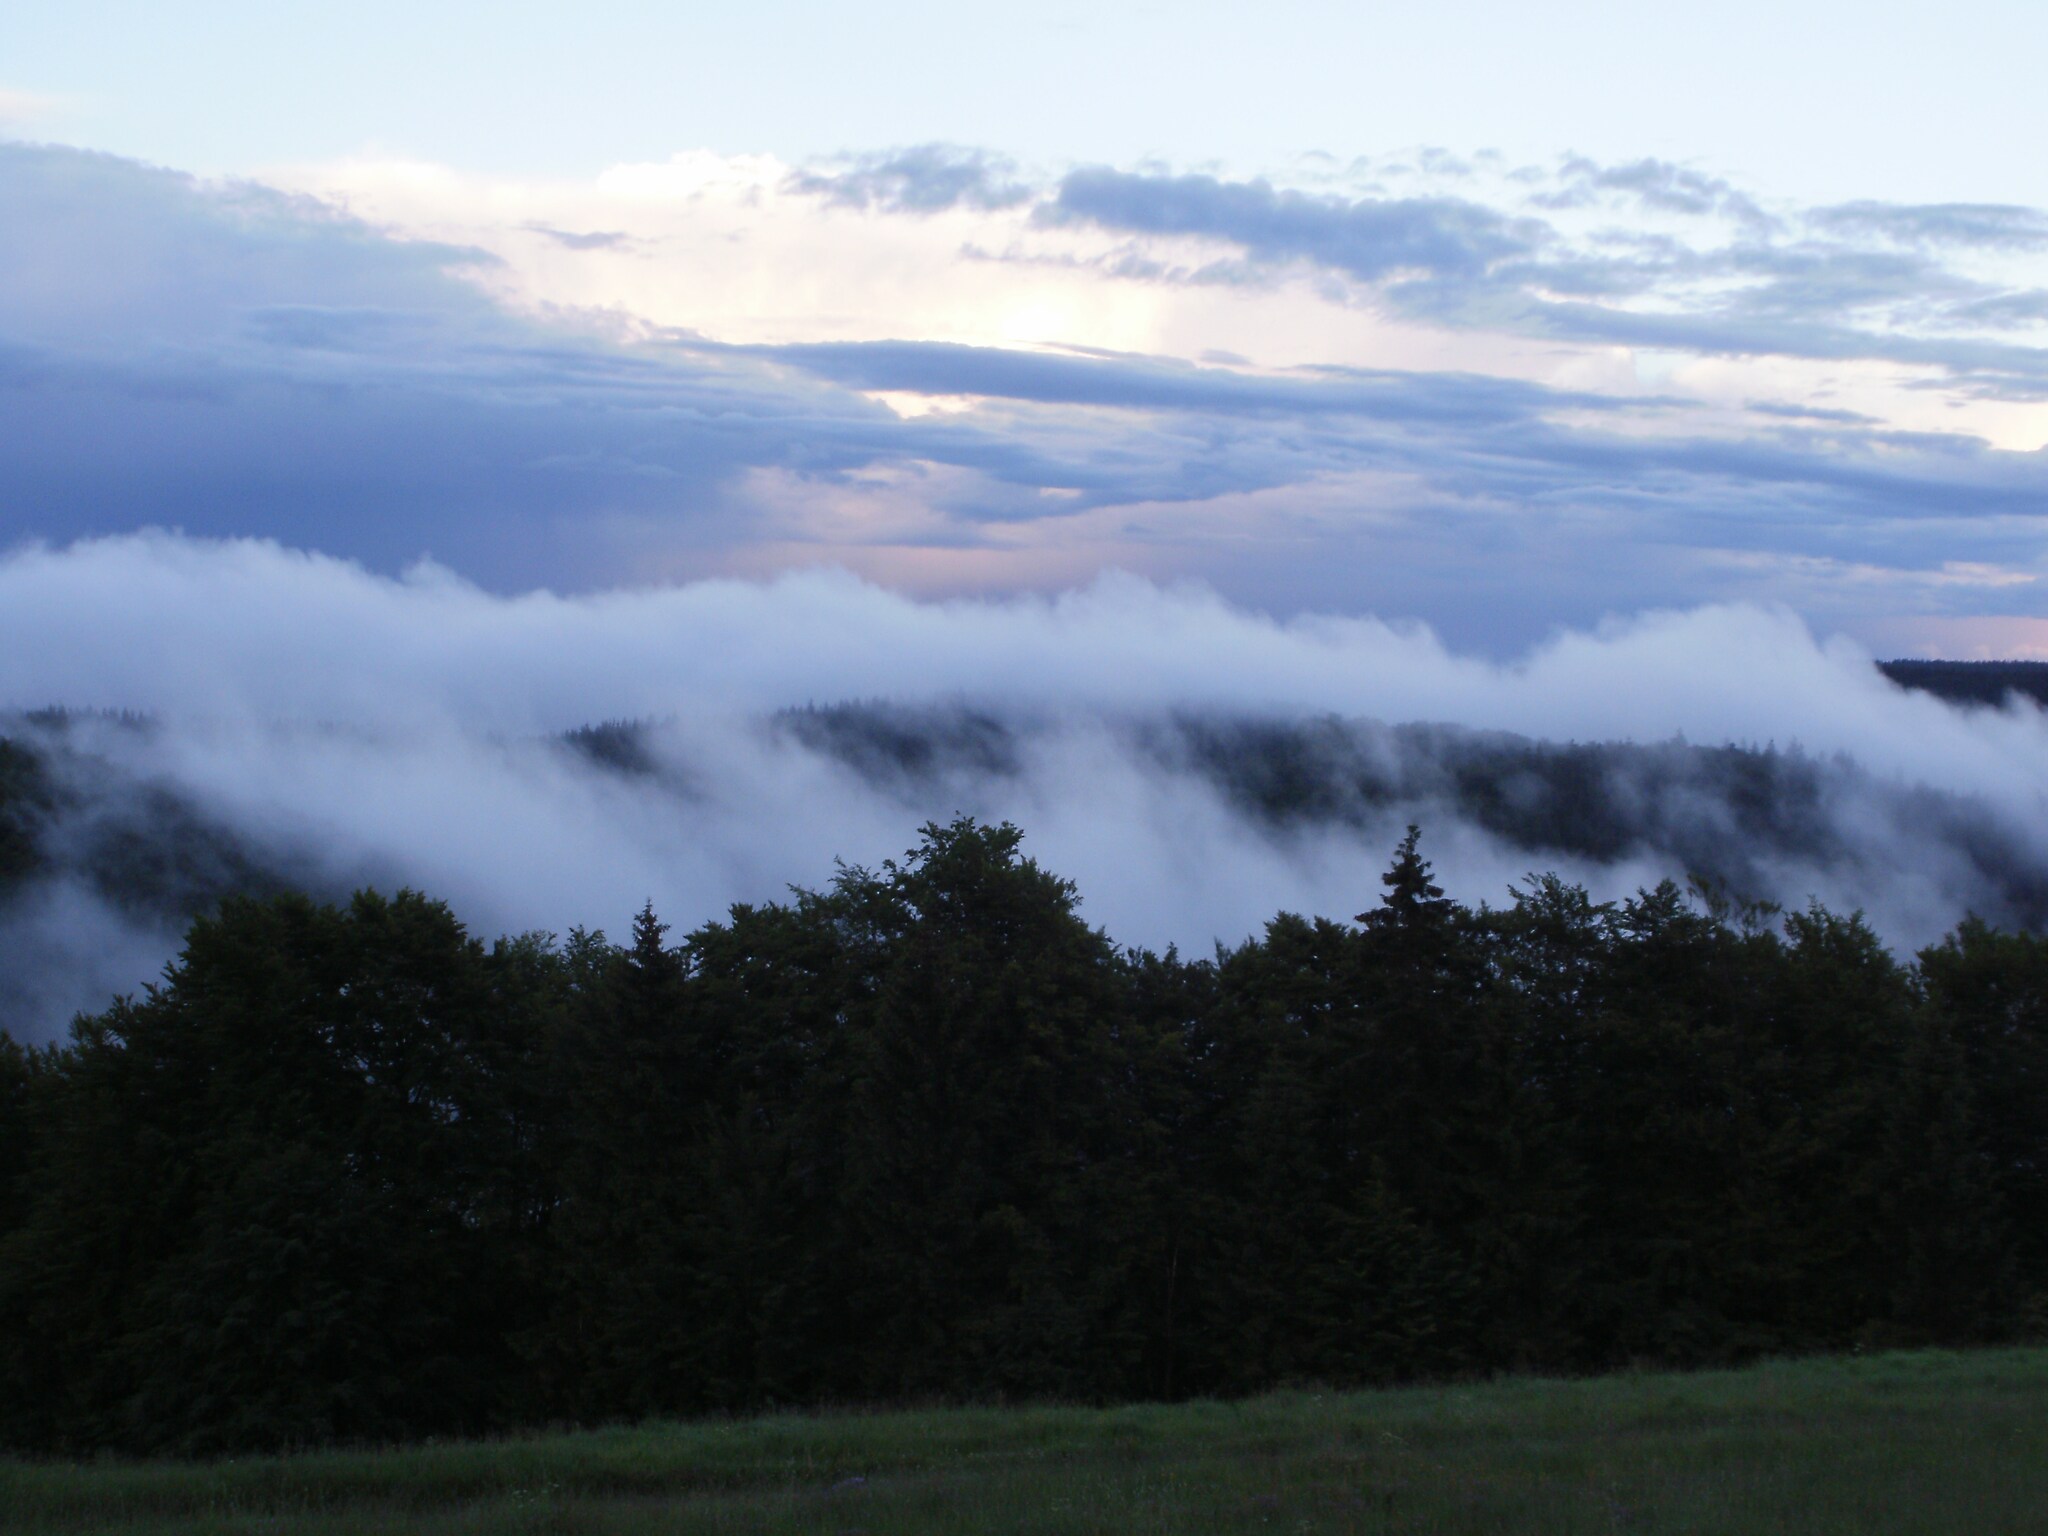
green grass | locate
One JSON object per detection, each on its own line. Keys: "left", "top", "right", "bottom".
{"left": 6, "top": 1349, "right": 2048, "bottom": 1534}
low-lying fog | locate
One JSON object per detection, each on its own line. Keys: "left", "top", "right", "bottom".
{"left": 4, "top": 533, "right": 2046, "bottom": 1044}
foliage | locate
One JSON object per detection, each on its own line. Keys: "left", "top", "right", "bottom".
{"left": 1, "top": 819, "right": 2044, "bottom": 1453}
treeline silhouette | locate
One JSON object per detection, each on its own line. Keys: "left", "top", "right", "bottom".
{"left": 1879, "top": 659, "right": 2048, "bottom": 710}
{"left": 2, "top": 819, "right": 2045, "bottom": 1455}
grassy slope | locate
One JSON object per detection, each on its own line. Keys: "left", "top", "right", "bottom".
{"left": 4, "top": 1348, "right": 2046, "bottom": 1534}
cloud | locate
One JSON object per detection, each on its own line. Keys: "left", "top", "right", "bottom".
{"left": 523, "top": 223, "right": 636, "bottom": 251}
{"left": 6, "top": 139, "right": 2048, "bottom": 654}
{"left": 789, "top": 144, "right": 1031, "bottom": 213}
{"left": 0, "top": 533, "right": 2032, "bottom": 783}
{"left": 0, "top": 143, "right": 965, "bottom": 584}
{"left": 1543, "top": 155, "right": 1776, "bottom": 230}
{"left": 1023, "top": 156, "right": 2048, "bottom": 400}
{"left": 0, "top": 144, "right": 504, "bottom": 353}
{"left": 749, "top": 338, "right": 2048, "bottom": 549}
{"left": 1946, "top": 290, "right": 2048, "bottom": 327}
{"left": 1810, "top": 201, "right": 2048, "bottom": 250}
{"left": 755, "top": 338, "right": 1625, "bottom": 425}
{"left": 1043, "top": 167, "right": 1538, "bottom": 280}
{"left": 6, "top": 534, "right": 2048, "bottom": 1043}
{"left": 1746, "top": 400, "right": 1880, "bottom": 426}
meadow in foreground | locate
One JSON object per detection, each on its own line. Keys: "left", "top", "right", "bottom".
{"left": 5, "top": 1347, "right": 2046, "bottom": 1535}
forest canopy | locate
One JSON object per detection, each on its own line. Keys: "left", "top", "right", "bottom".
{"left": 1, "top": 818, "right": 2045, "bottom": 1455}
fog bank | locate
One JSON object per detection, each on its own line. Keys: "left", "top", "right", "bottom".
{"left": 4, "top": 534, "right": 2047, "bottom": 1043}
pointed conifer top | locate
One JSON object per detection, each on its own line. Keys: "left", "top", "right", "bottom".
{"left": 1359, "top": 825, "right": 1453, "bottom": 927}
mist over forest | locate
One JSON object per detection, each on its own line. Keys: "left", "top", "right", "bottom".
{"left": 5, "top": 682, "right": 2048, "bottom": 1046}
{"left": 2, "top": 536, "right": 2046, "bottom": 1048}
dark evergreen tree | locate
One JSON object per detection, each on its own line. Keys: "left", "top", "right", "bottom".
{"left": 1345, "top": 827, "right": 1508, "bottom": 1370}
{"left": 0, "top": 891, "right": 539, "bottom": 1452}
{"left": 545, "top": 902, "right": 708, "bottom": 1417}
{"left": 829, "top": 819, "right": 1136, "bottom": 1397}
{"left": 1919, "top": 918, "right": 2048, "bottom": 1331}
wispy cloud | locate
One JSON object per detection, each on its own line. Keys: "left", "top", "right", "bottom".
{"left": 1810, "top": 201, "right": 2048, "bottom": 250}
{"left": 1039, "top": 167, "right": 1540, "bottom": 280}
{"left": 1542, "top": 155, "right": 1776, "bottom": 230}
{"left": 523, "top": 222, "right": 637, "bottom": 251}
{"left": 787, "top": 144, "right": 1031, "bottom": 213}
{"left": 1036, "top": 156, "right": 2048, "bottom": 400}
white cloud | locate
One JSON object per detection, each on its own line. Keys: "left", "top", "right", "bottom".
{"left": 7, "top": 532, "right": 2048, "bottom": 1041}
{"left": 0, "top": 531, "right": 2028, "bottom": 766}
{"left": 6, "top": 532, "right": 2048, "bottom": 806}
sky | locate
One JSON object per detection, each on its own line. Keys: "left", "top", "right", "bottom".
{"left": 4, "top": 0, "right": 2048, "bottom": 655}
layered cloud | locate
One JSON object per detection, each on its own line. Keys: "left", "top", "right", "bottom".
{"left": 1041, "top": 168, "right": 1540, "bottom": 281}
{"left": 3, "top": 139, "right": 2047, "bottom": 650}
{"left": 1034, "top": 161, "right": 2048, "bottom": 402}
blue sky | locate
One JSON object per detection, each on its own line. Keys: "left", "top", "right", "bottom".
{"left": 4, "top": 1, "right": 2048, "bottom": 654}
{"left": 9, "top": 1, "right": 2048, "bottom": 204}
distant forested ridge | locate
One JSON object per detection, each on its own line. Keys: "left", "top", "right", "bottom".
{"left": 2, "top": 819, "right": 2045, "bottom": 1455}
{"left": 0, "top": 711, "right": 297, "bottom": 919}
{"left": 3, "top": 667, "right": 2039, "bottom": 960}
{"left": 8, "top": 691, "right": 2048, "bottom": 1050}
{"left": 771, "top": 701, "right": 2048, "bottom": 925}
{"left": 1879, "top": 659, "right": 2048, "bottom": 710}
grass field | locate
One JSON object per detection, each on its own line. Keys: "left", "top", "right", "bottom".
{"left": 5, "top": 1349, "right": 2047, "bottom": 1534}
